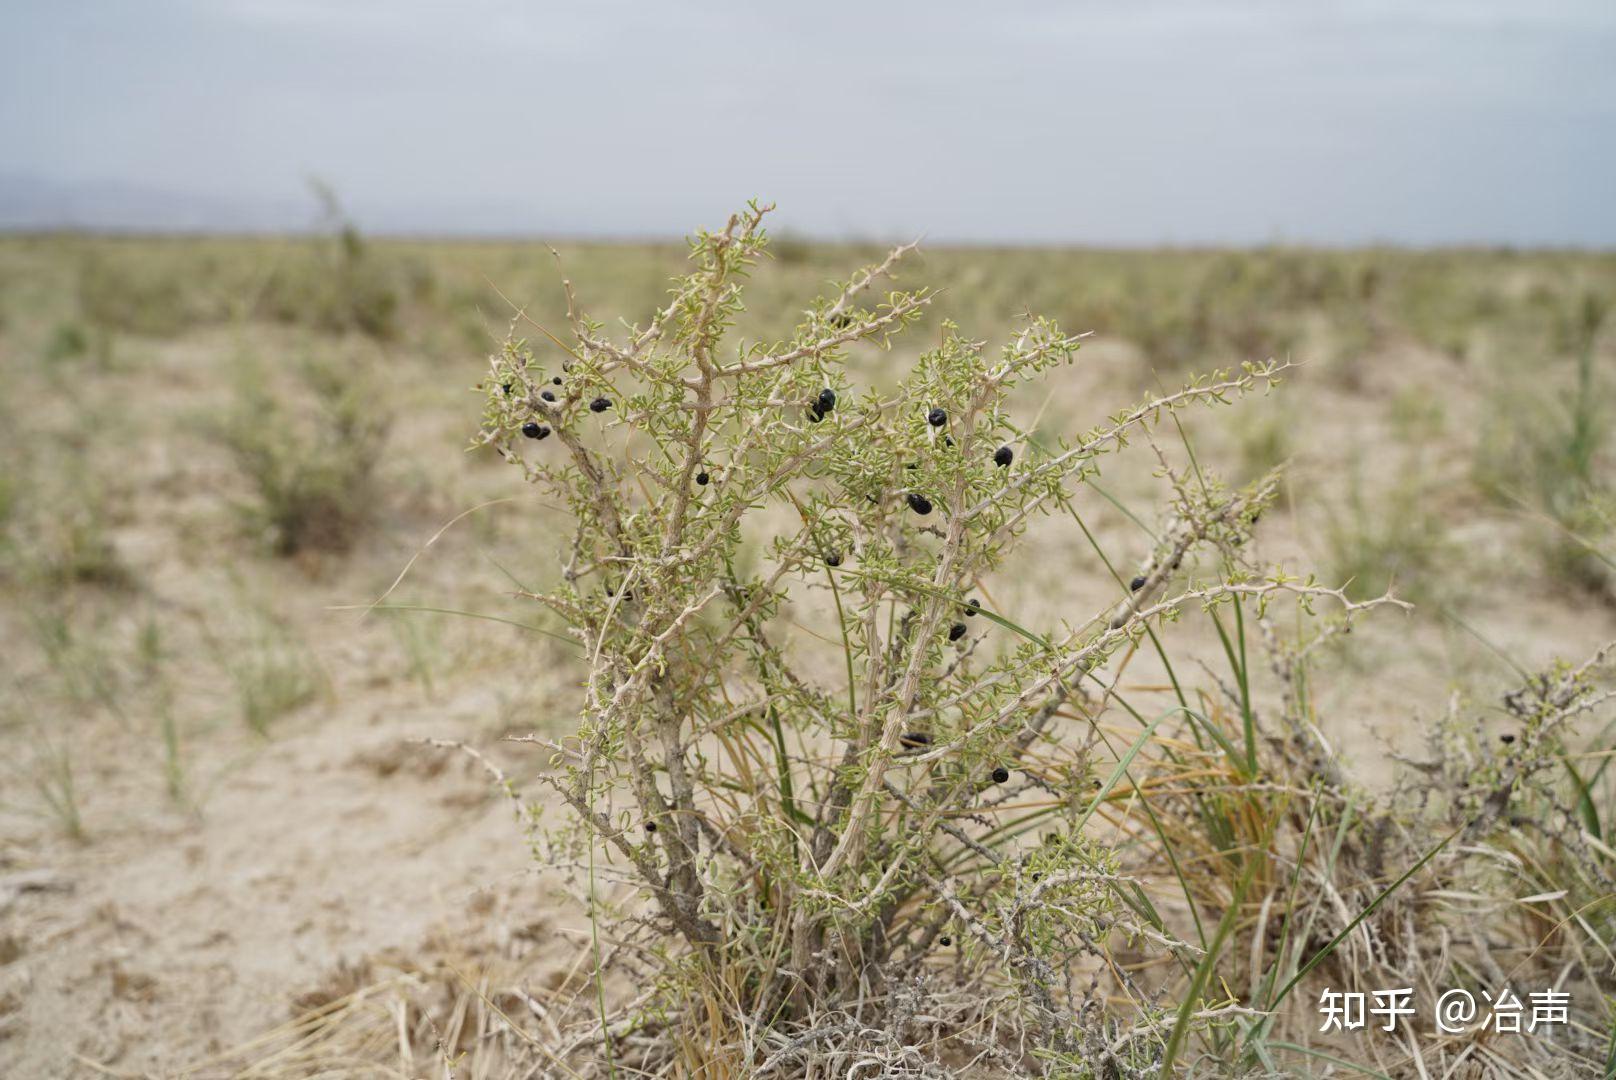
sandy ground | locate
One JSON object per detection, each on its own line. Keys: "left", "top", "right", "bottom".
{"left": 2, "top": 269, "right": 1613, "bottom": 1077}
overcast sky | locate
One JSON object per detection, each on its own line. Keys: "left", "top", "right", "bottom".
{"left": 3, "top": 1, "right": 1614, "bottom": 245}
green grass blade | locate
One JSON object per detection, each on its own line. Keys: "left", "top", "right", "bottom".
{"left": 332, "top": 601, "right": 581, "bottom": 649}
{"left": 1162, "top": 845, "right": 1259, "bottom": 1072}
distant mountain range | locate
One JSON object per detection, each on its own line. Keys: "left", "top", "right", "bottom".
{"left": 0, "top": 173, "right": 666, "bottom": 239}
{"left": 0, "top": 173, "right": 330, "bottom": 234}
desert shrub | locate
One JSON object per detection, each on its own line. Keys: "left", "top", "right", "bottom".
{"left": 466, "top": 204, "right": 1603, "bottom": 1076}
{"left": 1, "top": 459, "right": 133, "bottom": 590}
{"left": 76, "top": 249, "right": 201, "bottom": 337}
{"left": 44, "top": 320, "right": 90, "bottom": 361}
{"left": 256, "top": 227, "right": 405, "bottom": 340}
{"left": 212, "top": 352, "right": 390, "bottom": 556}
{"left": 256, "top": 188, "right": 413, "bottom": 340}
{"left": 430, "top": 208, "right": 1616, "bottom": 1077}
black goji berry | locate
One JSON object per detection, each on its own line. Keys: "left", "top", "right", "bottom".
{"left": 645, "top": 821, "right": 657, "bottom": 832}
{"left": 541, "top": 390, "right": 556, "bottom": 402}
{"left": 1500, "top": 733, "right": 1515, "bottom": 744}
{"left": 927, "top": 407, "right": 947, "bottom": 427}
{"left": 589, "top": 396, "right": 612, "bottom": 412}
{"left": 817, "top": 388, "right": 836, "bottom": 413}
{"left": 965, "top": 598, "right": 981, "bottom": 616}
{"left": 906, "top": 493, "right": 932, "bottom": 515}
{"left": 825, "top": 553, "right": 841, "bottom": 567}
{"left": 552, "top": 376, "right": 563, "bottom": 385}
{"left": 899, "top": 731, "right": 932, "bottom": 749}
{"left": 991, "top": 766, "right": 1010, "bottom": 784}
{"left": 993, "top": 445, "right": 1013, "bottom": 467}
{"left": 939, "top": 935, "right": 952, "bottom": 946}
{"left": 696, "top": 471, "right": 709, "bottom": 486}
{"left": 522, "top": 421, "right": 550, "bottom": 440}
{"left": 948, "top": 622, "right": 967, "bottom": 642}
{"left": 1129, "top": 575, "right": 1146, "bottom": 592}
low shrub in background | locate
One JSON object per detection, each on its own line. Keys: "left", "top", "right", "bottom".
{"left": 212, "top": 352, "right": 390, "bottom": 557}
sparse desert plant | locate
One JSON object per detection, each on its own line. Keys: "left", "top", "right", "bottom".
{"left": 76, "top": 248, "right": 199, "bottom": 337}
{"left": 443, "top": 205, "right": 1616, "bottom": 1077}
{"left": 232, "top": 636, "right": 321, "bottom": 737}
{"left": 255, "top": 186, "right": 408, "bottom": 340}
{"left": 1477, "top": 292, "right": 1613, "bottom": 595}
{"left": 44, "top": 319, "right": 90, "bottom": 361}
{"left": 27, "top": 731, "right": 86, "bottom": 842}
{"left": 1, "top": 456, "right": 133, "bottom": 590}
{"left": 1230, "top": 397, "right": 1292, "bottom": 484}
{"left": 211, "top": 604, "right": 325, "bottom": 736}
{"left": 387, "top": 608, "right": 444, "bottom": 697}
{"left": 0, "top": 702, "right": 88, "bottom": 842}
{"left": 212, "top": 350, "right": 390, "bottom": 556}
{"left": 1324, "top": 454, "right": 1451, "bottom": 605}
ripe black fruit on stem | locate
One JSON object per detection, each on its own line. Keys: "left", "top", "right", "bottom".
{"left": 939, "top": 935, "right": 952, "bottom": 946}
{"left": 899, "top": 731, "right": 932, "bottom": 749}
{"left": 522, "top": 421, "right": 550, "bottom": 440}
{"left": 1500, "top": 733, "right": 1515, "bottom": 744}
{"left": 906, "top": 493, "right": 933, "bottom": 515}
{"left": 948, "top": 622, "right": 967, "bottom": 642}
{"left": 501, "top": 382, "right": 512, "bottom": 395}
{"left": 965, "top": 598, "right": 981, "bottom": 616}
{"left": 589, "top": 396, "right": 612, "bottom": 412}
{"left": 927, "top": 407, "right": 947, "bottom": 427}
{"left": 825, "top": 553, "right": 841, "bottom": 567}
{"left": 1129, "top": 575, "right": 1146, "bottom": 592}
{"left": 552, "top": 376, "right": 563, "bottom": 385}
{"left": 541, "top": 390, "right": 556, "bottom": 402}
{"left": 696, "top": 471, "right": 709, "bottom": 486}
{"left": 993, "top": 446, "right": 1013, "bottom": 467}
{"left": 817, "top": 388, "right": 836, "bottom": 413}
{"left": 644, "top": 821, "right": 657, "bottom": 832}
{"left": 990, "top": 766, "right": 1010, "bottom": 784}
